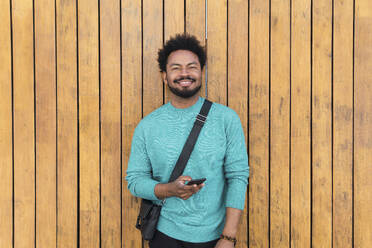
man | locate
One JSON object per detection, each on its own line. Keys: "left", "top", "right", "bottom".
{"left": 126, "top": 33, "right": 249, "bottom": 248}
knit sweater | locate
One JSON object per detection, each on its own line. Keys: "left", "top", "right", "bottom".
{"left": 126, "top": 96, "right": 249, "bottom": 243}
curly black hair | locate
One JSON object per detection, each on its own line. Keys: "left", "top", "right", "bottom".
{"left": 157, "top": 33, "right": 206, "bottom": 72}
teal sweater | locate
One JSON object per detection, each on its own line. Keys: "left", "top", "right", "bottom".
{"left": 126, "top": 97, "right": 249, "bottom": 242}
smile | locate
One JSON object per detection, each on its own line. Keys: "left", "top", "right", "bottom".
{"left": 179, "top": 81, "right": 193, "bottom": 87}
{"left": 174, "top": 77, "right": 196, "bottom": 87}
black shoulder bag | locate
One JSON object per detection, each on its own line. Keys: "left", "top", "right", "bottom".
{"left": 135, "top": 99, "right": 213, "bottom": 241}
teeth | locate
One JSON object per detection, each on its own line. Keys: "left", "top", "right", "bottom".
{"left": 180, "top": 81, "right": 192, "bottom": 86}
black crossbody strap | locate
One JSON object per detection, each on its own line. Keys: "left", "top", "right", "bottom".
{"left": 168, "top": 99, "right": 213, "bottom": 183}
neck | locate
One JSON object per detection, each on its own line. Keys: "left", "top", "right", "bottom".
{"left": 169, "top": 94, "right": 200, "bottom": 109}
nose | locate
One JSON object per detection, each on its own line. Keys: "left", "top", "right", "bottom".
{"left": 180, "top": 67, "right": 189, "bottom": 76}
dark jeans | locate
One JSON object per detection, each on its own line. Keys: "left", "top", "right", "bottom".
{"left": 149, "top": 230, "right": 219, "bottom": 248}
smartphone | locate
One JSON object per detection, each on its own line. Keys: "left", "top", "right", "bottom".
{"left": 186, "top": 178, "right": 206, "bottom": 186}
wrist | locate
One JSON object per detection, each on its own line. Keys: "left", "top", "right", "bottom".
{"left": 220, "top": 234, "right": 237, "bottom": 246}
{"left": 155, "top": 183, "right": 174, "bottom": 199}
{"left": 222, "top": 228, "right": 237, "bottom": 238}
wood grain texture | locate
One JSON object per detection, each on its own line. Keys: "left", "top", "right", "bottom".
{"left": 0, "top": 0, "right": 13, "bottom": 246}
{"left": 186, "top": 0, "right": 206, "bottom": 98}
{"left": 96, "top": 0, "right": 123, "bottom": 247}
{"left": 3, "top": 1, "right": 372, "bottom": 247}
{"left": 207, "top": 0, "right": 227, "bottom": 104}
{"left": 164, "top": 0, "right": 184, "bottom": 103}
{"left": 186, "top": 0, "right": 205, "bottom": 44}
{"left": 249, "top": 0, "right": 270, "bottom": 247}
{"left": 227, "top": 0, "right": 248, "bottom": 247}
{"left": 333, "top": 0, "right": 353, "bottom": 247}
{"left": 141, "top": 1, "right": 164, "bottom": 246}
{"left": 291, "top": 0, "right": 311, "bottom": 246}
{"left": 122, "top": 0, "right": 143, "bottom": 247}
{"left": 312, "top": 0, "right": 333, "bottom": 246}
{"left": 100, "top": 0, "right": 121, "bottom": 247}
{"left": 56, "top": 0, "right": 78, "bottom": 246}
{"left": 12, "top": 0, "right": 36, "bottom": 246}
{"left": 35, "top": 0, "right": 57, "bottom": 246}
{"left": 354, "top": 0, "right": 372, "bottom": 246}
{"left": 164, "top": 0, "right": 184, "bottom": 42}
{"left": 78, "top": 0, "right": 100, "bottom": 246}
{"left": 270, "top": 0, "right": 291, "bottom": 246}
{"left": 143, "top": 0, "right": 163, "bottom": 115}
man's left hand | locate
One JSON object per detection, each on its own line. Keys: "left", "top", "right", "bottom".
{"left": 214, "top": 238, "right": 235, "bottom": 248}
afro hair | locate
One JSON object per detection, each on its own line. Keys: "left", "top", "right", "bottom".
{"left": 157, "top": 33, "right": 206, "bottom": 72}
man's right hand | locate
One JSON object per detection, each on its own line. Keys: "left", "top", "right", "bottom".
{"left": 154, "top": 176, "right": 204, "bottom": 200}
{"left": 169, "top": 176, "right": 204, "bottom": 200}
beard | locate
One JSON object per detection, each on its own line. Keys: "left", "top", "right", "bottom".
{"left": 167, "top": 76, "right": 202, "bottom": 99}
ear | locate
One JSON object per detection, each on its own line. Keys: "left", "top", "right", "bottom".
{"left": 162, "top": 71, "right": 167, "bottom": 85}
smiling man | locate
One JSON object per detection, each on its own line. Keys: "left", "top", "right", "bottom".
{"left": 126, "top": 33, "right": 249, "bottom": 248}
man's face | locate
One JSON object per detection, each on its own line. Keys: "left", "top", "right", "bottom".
{"left": 163, "top": 50, "right": 202, "bottom": 99}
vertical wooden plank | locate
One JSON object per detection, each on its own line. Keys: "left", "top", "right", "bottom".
{"left": 186, "top": 0, "right": 205, "bottom": 42}
{"left": 228, "top": 0, "right": 248, "bottom": 247}
{"left": 186, "top": 0, "right": 206, "bottom": 98}
{"left": 143, "top": 0, "right": 163, "bottom": 115}
{"left": 249, "top": 0, "right": 270, "bottom": 246}
{"left": 56, "top": 0, "right": 78, "bottom": 247}
{"left": 78, "top": 0, "right": 100, "bottom": 246}
{"left": 100, "top": 0, "right": 121, "bottom": 247}
{"left": 122, "top": 0, "right": 143, "bottom": 247}
{"left": 0, "top": 0, "right": 13, "bottom": 247}
{"left": 12, "top": 0, "right": 35, "bottom": 246}
{"left": 207, "top": 0, "right": 227, "bottom": 104}
{"left": 312, "top": 0, "right": 333, "bottom": 246}
{"left": 270, "top": 0, "right": 290, "bottom": 246}
{"left": 164, "top": 0, "right": 184, "bottom": 41}
{"left": 291, "top": 0, "right": 311, "bottom": 246}
{"left": 34, "top": 0, "right": 57, "bottom": 247}
{"left": 354, "top": 0, "right": 372, "bottom": 247}
{"left": 333, "top": 0, "right": 353, "bottom": 247}
{"left": 164, "top": 0, "right": 184, "bottom": 102}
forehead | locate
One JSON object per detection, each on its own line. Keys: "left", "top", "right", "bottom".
{"left": 167, "top": 50, "right": 200, "bottom": 66}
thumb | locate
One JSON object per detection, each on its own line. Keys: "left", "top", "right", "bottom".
{"left": 178, "top": 175, "right": 192, "bottom": 183}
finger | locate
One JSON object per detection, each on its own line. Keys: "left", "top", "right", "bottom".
{"left": 182, "top": 195, "right": 192, "bottom": 200}
{"left": 181, "top": 187, "right": 198, "bottom": 196}
{"left": 182, "top": 184, "right": 195, "bottom": 190}
{"left": 176, "top": 180, "right": 186, "bottom": 187}
{"left": 177, "top": 180, "right": 190, "bottom": 188}
{"left": 197, "top": 183, "right": 205, "bottom": 190}
{"left": 191, "top": 184, "right": 199, "bottom": 193}
{"left": 178, "top": 175, "right": 192, "bottom": 182}
{"left": 182, "top": 191, "right": 193, "bottom": 197}
{"left": 180, "top": 192, "right": 191, "bottom": 197}
{"left": 182, "top": 184, "right": 202, "bottom": 193}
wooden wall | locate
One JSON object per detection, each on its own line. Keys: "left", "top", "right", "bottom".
{"left": 0, "top": 0, "right": 371, "bottom": 247}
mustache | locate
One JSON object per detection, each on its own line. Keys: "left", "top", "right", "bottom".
{"left": 173, "top": 76, "right": 196, "bottom": 84}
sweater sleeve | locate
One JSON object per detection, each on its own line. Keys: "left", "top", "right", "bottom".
{"left": 125, "top": 123, "right": 160, "bottom": 201}
{"left": 223, "top": 111, "right": 249, "bottom": 210}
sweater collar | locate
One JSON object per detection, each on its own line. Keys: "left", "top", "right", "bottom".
{"left": 167, "top": 96, "right": 204, "bottom": 113}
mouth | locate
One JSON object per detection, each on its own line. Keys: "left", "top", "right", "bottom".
{"left": 174, "top": 77, "right": 196, "bottom": 87}
{"left": 179, "top": 80, "right": 193, "bottom": 87}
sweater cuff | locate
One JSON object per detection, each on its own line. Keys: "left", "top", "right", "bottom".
{"left": 135, "top": 179, "right": 160, "bottom": 201}
{"left": 225, "top": 180, "right": 248, "bottom": 210}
